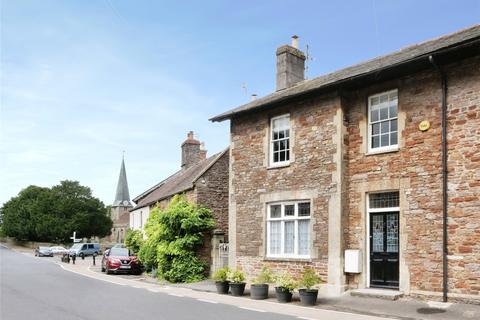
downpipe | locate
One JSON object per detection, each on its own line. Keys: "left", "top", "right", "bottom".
{"left": 429, "top": 55, "right": 448, "bottom": 303}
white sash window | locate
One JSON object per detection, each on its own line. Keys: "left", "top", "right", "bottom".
{"left": 267, "top": 201, "right": 311, "bottom": 258}
{"left": 368, "top": 90, "right": 398, "bottom": 153}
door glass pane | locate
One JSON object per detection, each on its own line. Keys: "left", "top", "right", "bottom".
{"left": 387, "top": 214, "right": 399, "bottom": 253}
{"left": 284, "top": 221, "right": 294, "bottom": 254}
{"left": 269, "top": 221, "right": 281, "bottom": 254}
{"left": 298, "top": 220, "right": 310, "bottom": 255}
{"left": 372, "top": 215, "right": 384, "bottom": 252}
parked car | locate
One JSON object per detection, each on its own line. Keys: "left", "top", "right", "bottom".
{"left": 101, "top": 247, "right": 142, "bottom": 275}
{"left": 69, "top": 243, "right": 101, "bottom": 258}
{"left": 34, "top": 246, "right": 53, "bottom": 257}
{"left": 49, "top": 246, "right": 69, "bottom": 255}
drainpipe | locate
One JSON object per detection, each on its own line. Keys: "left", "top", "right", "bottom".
{"left": 428, "top": 55, "right": 448, "bottom": 303}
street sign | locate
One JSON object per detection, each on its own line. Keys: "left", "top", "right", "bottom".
{"left": 70, "top": 231, "right": 81, "bottom": 243}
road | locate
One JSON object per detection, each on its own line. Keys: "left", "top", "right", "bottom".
{"left": 0, "top": 246, "right": 298, "bottom": 320}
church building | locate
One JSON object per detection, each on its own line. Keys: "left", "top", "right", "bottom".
{"left": 110, "top": 156, "right": 133, "bottom": 243}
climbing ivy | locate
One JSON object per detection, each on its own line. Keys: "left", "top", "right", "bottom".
{"left": 138, "top": 195, "right": 215, "bottom": 282}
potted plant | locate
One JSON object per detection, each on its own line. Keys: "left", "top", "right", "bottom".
{"left": 227, "top": 269, "right": 246, "bottom": 296}
{"left": 213, "top": 267, "right": 230, "bottom": 294}
{"left": 274, "top": 271, "right": 297, "bottom": 303}
{"left": 250, "top": 266, "right": 273, "bottom": 300}
{"left": 298, "top": 268, "right": 322, "bottom": 306}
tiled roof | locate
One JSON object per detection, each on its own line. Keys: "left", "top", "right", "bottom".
{"left": 210, "top": 24, "right": 480, "bottom": 122}
{"left": 133, "top": 148, "right": 228, "bottom": 210}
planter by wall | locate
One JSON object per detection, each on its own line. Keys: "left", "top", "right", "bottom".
{"left": 299, "top": 289, "right": 319, "bottom": 306}
{"left": 215, "top": 281, "right": 230, "bottom": 294}
{"left": 250, "top": 284, "right": 269, "bottom": 300}
{"left": 230, "top": 282, "right": 246, "bottom": 296}
{"left": 275, "top": 287, "right": 293, "bottom": 303}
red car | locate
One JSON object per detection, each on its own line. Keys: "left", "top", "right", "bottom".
{"left": 101, "top": 247, "right": 142, "bottom": 275}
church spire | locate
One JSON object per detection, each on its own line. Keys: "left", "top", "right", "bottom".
{"left": 113, "top": 155, "right": 132, "bottom": 207}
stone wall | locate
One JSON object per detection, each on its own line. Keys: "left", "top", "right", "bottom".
{"left": 230, "top": 95, "right": 340, "bottom": 281}
{"left": 194, "top": 150, "right": 229, "bottom": 274}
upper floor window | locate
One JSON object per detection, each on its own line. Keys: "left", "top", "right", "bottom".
{"left": 368, "top": 90, "right": 398, "bottom": 153}
{"left": 270, "top": 114, "right": 290, "bottom": 166}
{"left": 267, "top": 201, "right": 311, "bottom": 258}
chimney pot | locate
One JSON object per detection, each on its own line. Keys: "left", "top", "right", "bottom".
{"left": 291, "top": 35, "right": 299, "bottom": 49}
{"left": 251, "top": 94, "right": 257, "bottom": 101}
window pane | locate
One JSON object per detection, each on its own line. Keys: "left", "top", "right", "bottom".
{"left": 278, "top": 131, "right": 285, "bottom": 139}
{"left": 379, "top": 107, "right": 388, "bottom": 120}
{"left": 285, "top": 205, "right": 294, "bottom": 216}
{"left": 298, "top": 220, "right": 310, "bottom": 255}
{"left": 372, "top": 123, "right": 380, "bottom": 135}
{"left": 379, "top": 94, "right": 388, "bottom": 104}
{"left": 386, "top": 214, "right": 399, "bottom": 253}
{"left": 269, "top": 221, "right": 281, "bottom": 254}
{"left": 298, "top": 203, "right": 310, "bottom": 216}
{"left": 285, "top": 129, "right": 290, "bottom": 138}
{"left": 380, "top": 134, "right": 389, "bottom": 147}
{"left": 273, "top": 132, "right": 278, "bottom": 140}
{"left": 369, "top": 192, "right": 399, "bottom": 208}
{"left": 270, "top": 205, "right": 281, "bottom": 218}
{"left": 389, "top": 104, "right": 397, "bottom": 118}
{"left": 371, "top": 96, "right": 379, "bottom": 106}
{"left": 279, "top": 151, "right": 285, "bottom": 162}
{"left": 273, "top": 141, "right": 279, "bottom": 152}
{"left": 389, "top": 91, "right": 398, "bottom": 101}
{"left": 284, "top": 221, "right": 295, "bottom": 254}
{"left": 371, "top": 109, "right": 379, "bottom": 122}
{"left": 280, "top": 140, "right": 287, "bottom": 150}
{"left": 390, "top": 119, "right": 397, "bottom": 132}
{"left": 390, "top": 132, "right": 398, "bottom": 145}
{"left": 372, "top": 136, "right": 380, "bottom": 148}
{"left": 381, "top": 121, "right": 389, "bottom": 134}
{"left": 273, "top": 152, "right": 279, "bottom": 163}
{"left": 285, "top": 150, "right": 290, "bottom": 161}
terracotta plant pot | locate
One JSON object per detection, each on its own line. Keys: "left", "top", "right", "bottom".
{"left": 230, "top": 282, "right": 246, "bottom": 296}
{"left": 250, "top": 284, "right": 269, "bottom": 300}
{"left": 299, "top": 288, "right": 318, "bottom": 306}
{"left": 215, "top": 281, "right": 230, "bottom": 294}
{"left": 275, "top": 287, "right": 293, "bottom": 303}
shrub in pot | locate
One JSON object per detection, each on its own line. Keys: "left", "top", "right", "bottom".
{"left": 250, "top": 266, "right": 274, "bottom": 300}
{"left": 274, "top": 272, "right": 297, "bottom": 303}
{"left": 298, "top": 268, "right": 322, "bottom": 306}
{"left": 227, "top": 269, "right": 246, "bottom": 296}
{"left": 213, "top": 267, "right": 230, "bottom": 294}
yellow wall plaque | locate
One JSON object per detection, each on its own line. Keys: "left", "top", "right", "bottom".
{"left": 419, "top": 120, "right": 430, "bottom": 132}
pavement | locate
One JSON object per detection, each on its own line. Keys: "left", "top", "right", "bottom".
{"left": 1, "top": 243, "right": 479, "bottom": 320}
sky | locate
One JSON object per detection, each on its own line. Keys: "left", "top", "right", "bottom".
{"left": 1, "top": 0, "right": 479, "bottom": 206}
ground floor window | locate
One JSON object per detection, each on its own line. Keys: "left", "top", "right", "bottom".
{"left": 266, "top": 201, "right": 311, "bottom": 258}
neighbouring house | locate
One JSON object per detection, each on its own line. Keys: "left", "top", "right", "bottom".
{"left": 210, "top": 25, "right": 480, "bottom": 303}
{"left": 109, "top": 157, "right": 133, "bottom": 243}
{"left": 129, "top": 131, "right": 229, "bottom": 274}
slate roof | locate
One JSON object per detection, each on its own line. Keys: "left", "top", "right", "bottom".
{"left": 210, "top": 24, "right": 480, "bottom": 122}
{"left": 133, "top": 148, "right": 229, "bottom": 210}
{"left": 112, "top": 158, "right": 132, "bottom": 207}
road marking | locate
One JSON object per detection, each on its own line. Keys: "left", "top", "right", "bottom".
{"left": 147, "top": 288, "right": 160, "bottom": 293}
{"left": 197, "top": 298, "right": 218, "bottom": 304}
{"left": 168, "top": 293, "right": 184, "bottom": 297}
{"left": 239, "top": 306, "right": 266, "bottom": 313}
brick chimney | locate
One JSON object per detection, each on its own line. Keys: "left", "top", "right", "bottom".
{"left": 181, "top": 131, "right": 201, "bottom": 169}
{"left": 276, "top": 35, "right": 306, "bottom": 91}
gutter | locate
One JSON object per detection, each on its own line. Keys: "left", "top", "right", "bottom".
{"left": 428, "top": 55, "right": 448, "bottom": 303}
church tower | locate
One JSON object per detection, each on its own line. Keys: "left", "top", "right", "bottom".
{"left": 110, "top": 156, "right": 133, "bottom": 243}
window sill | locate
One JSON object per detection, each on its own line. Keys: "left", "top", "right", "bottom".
{"left": 267, "top": 163, "right": 291, "bottom": 170}
{"left": 366, "top": 147, "right": 399, "bottom": 156}
{"left": 264, "top": 256, "right": 312, "bottom": 262}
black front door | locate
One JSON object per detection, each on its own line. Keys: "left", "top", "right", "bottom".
{"left": 370, "top": 212, "right": 399, "bottom": 288}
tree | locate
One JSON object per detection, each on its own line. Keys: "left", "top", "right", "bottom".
{"left": 1, "top": 180, "right": 112, "bottom": 242}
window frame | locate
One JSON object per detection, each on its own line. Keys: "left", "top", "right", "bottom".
{"left": 269, "top": 114, "right": 291, "bottom": 167}
{"left": 367, "top": 89, "right": 399, "bottom": 154}
{"left": 266, "top": 201, "right": 311, "bottom": 259}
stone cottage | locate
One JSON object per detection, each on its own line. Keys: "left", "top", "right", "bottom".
{"left": 210, "top": 25, "right": 480, "bottom": 302}
{"left": 129, "top": 131, "right": 229, "bottom": 273}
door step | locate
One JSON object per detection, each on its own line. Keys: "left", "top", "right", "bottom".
{"left": 350, "top": 288, "right": 404, "bottom": 301}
